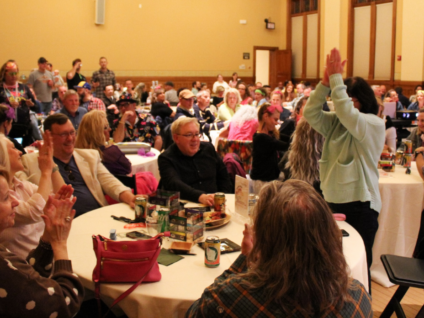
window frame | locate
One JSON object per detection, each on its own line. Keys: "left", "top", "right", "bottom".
{"left": 287, "top": 0, "right": 321, "bottom": 81}
{"left": 347, "top": 0, "right": 396, "bottom": 84}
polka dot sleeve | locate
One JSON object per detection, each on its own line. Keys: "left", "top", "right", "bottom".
{"left": 0, "top": 244, "right": 84, "bottom": 317}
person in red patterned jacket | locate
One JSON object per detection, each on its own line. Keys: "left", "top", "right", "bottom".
{"left": 186, "top": 180, "right": 372, "bottom": 318}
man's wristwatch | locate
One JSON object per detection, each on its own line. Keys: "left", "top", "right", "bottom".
{"left": 52, "top": 165, "right": 59, "bottom": 173}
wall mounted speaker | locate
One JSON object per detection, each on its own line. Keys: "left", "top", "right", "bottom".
{"left": 95, "top": 0, "right": 105, "bottom": 25}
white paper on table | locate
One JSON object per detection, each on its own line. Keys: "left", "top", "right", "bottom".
{"left": 235, "top": 175, "right": 249, "bottom": 218}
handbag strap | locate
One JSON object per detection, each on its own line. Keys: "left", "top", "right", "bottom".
{"left": 95, "top": 238, "right": 163, "bottom": 318}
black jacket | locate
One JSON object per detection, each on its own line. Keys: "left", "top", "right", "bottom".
{"left": 158, "top": 142, "right": 232, "bottom": 202}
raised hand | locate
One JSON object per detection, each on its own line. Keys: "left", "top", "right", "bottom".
{"left": 326, "top": 48, "right": 347, "bottom": 78}
{"left": 54, "top": 184, "right": 74, "bottom": 200}
{"left": 241, "top": 224, "right": 254, "bottom": 256}
{"left": 38, "top": 130, "right": 54, "bottom": 174}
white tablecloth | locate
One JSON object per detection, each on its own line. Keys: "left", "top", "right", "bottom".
{"left": 68, "top": 195, "right": 368, "bottom": 318}
{"left": 371, "top": 162, "right": 424, "bottom": 286}
{"left": 126, "top": 148, "right": 160, "bottom": 181}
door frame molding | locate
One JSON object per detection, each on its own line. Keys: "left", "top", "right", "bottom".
{"left": 253, "top": 46, "right": 279, "bottom": 85}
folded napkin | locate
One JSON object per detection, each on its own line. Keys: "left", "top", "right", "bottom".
{"left": 157, "top": 248, "right": 184, "bottom": 266}
{"left": 138, "top": 148, "right": 156, "bottom": 157}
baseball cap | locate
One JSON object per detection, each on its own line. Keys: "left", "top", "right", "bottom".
{"left": 179, "top": 89, "right": 195, "bottom": 99}
{"left": 74, "top": 81, "right": 91, "bottom": 90}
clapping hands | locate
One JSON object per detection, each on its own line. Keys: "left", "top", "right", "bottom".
{"left": 322, "top": 48, "right": 347, "bottom": 87}
{"left": 41, "top": 185, "right": 76, "bottom": 246}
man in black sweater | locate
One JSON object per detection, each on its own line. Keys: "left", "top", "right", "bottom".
{"left": 158, "top": 117, "right": 232, "bottom": 205}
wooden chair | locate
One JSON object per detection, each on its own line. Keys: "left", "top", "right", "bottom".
{"left": 380, "top": 254, "right": 424, "bottom": 318}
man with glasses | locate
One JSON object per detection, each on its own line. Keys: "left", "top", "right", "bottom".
{"left": 112, "top": 92, "right": 162, "bottom": 150}
{"left": 20, "top": 113, "right": 135, "bottom": 217}
{"left": 58, "top": 90, "right": 87, "bottom": 131}
{"left": 158, "top": 117, "right": 232, "bottom": 205}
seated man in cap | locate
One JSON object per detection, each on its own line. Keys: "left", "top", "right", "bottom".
{"left": 58, "top": 89, "right": 87, "bottom": 131}
{"left": 164, "top": 81, "right": 179, "bottom": 106}
{"left": 175, "top": 89, "right": 225, "bottom": 139}
{"left": 158, "top": 117, "right": 232, "bottom": 205}
{"left": 112, "top": 93, "right": 163, "bottom": 150}
{"left": 74, "top": 81, "right": 105, "bottom": 112}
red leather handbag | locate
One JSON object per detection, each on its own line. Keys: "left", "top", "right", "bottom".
{"left": 92, "top": 232, "right": 170, "bottom": 315}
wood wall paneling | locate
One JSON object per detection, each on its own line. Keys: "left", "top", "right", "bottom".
{"left": 85, "top": 76, "right": 254, "bottom": 93}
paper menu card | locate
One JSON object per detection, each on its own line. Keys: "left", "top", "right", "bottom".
{"left": 235, "top": 175, "right": 249, "bottom": 218}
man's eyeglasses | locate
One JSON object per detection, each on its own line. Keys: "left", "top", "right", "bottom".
{"left": 7, "top": 72, "right": 18, "bottom": 76}
{"left": 52, "top": 131, "right": 76, "bottom": 138}
{"left": 178, "top": 133, "right": 202, "bottom": 139}
{"left": 64, "top": 164, "right": 75, "bottom": 181}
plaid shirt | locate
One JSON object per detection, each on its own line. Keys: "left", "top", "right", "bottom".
{"left": 86, "top": 97, "right": 106, "bottom": 112}
{"left": 91, "top": 69, "right": 116, "bottom": 100}
{"left": 112, "top": 112, "right": 160, "bottom": 146}
{"left": 186, "top": 254, "right": 373, "bottom": 318}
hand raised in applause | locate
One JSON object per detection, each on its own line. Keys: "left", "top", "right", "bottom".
{"left": 38, "top": 130, "right": 54, "bottom": 174}
{"left": 322, "top": 48, "right": 347, "bottom": 87}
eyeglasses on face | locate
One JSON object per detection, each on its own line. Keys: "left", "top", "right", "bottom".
{"left": 7, "top": 72, "right": 18, "bottom": 76}
{"left": 178, "top": 133, "right": 202, "bottom": 139}
{"left": 52, "top": 131, "right": 76, "bottom": 138}
{"left": 64, "top": 164, "right": 75, "bottom": 181}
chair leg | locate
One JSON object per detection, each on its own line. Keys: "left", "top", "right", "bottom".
{"left": 416, "top": 304, "right": 424, "bottom": 318}
{"left": 380, "top": 285, "right": 409, "bottom": 318}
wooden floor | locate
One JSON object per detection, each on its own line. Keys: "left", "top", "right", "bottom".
{"left": 372, "top": 281, "right": 423, "bottom": 317}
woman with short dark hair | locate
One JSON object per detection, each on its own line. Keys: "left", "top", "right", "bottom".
{"left": 187, "top": 180, "right": 372, "bottom": 317}
{"left": 303, "top": 48, "right": 385, "bottom": 292}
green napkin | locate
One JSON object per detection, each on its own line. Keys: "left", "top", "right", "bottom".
{"left": 158, "top": 248, "right": 184, "bottom": 266}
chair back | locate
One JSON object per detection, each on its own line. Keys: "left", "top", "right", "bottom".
{"left": 161, "top": 123, "right": 174, "bottom": 150}
{"left": 217, "top": 138, "right": 253, "bottom": 174}
{"left": 115, "top": 174, "right": 137, "bottom": 195}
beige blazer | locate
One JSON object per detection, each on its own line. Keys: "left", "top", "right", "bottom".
{"left": 19, "top": 148, "right": 130, "bottom": 207}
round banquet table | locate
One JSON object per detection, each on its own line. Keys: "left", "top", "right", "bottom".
{"left": 371, "top": 162, "right": 424, "bottom": 287}
{"left": 68, "top": 195, "right": 368, "bottom": 318}
{"left": 126, "top": 148, "right": 161, "bottom": 181}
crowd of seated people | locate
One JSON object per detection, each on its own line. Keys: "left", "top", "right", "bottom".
{"left": 2, "top": 51, "right": 424, "bottom": 317}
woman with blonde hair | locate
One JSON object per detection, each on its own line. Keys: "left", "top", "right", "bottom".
{"left": 279, "top": 118, "right": 324, "bottom": 194}
{"left": 75, "top": 110, "right": 131, "bottom": 175}
{"left": 0, "top": 132, "right": 65, "bottom": 258}
{"left": 133, "top": 82, "right": 149, "bottom": 105}
{"left": 217, "top": 88, "right": 242, "bottom": 121}
{"left": 0, "top": 167, "right": 84, "bottom": 317}
{"left": 187, "top": 180, "right": 371, "bottom": 317}
{"left": 251, "top": 103, "right": 289, "bottom": 194}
